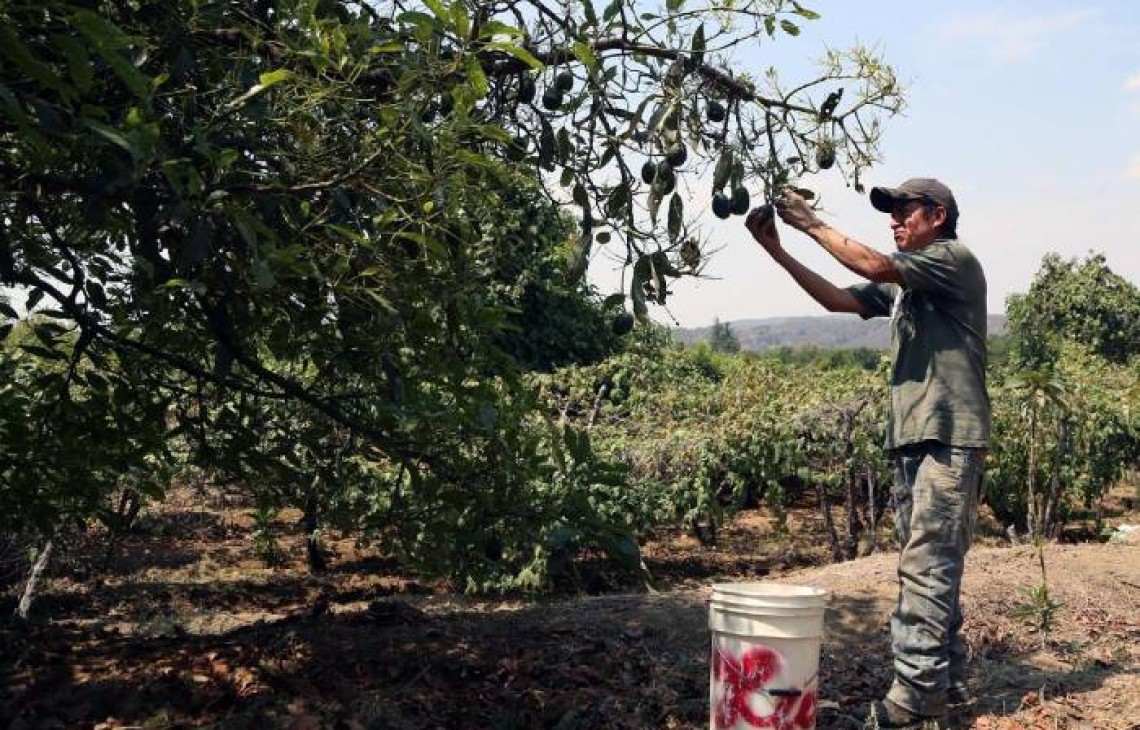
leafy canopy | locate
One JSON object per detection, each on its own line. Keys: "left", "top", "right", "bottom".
{"left": 1006, "top": 252, "right": 1140, "bottom": 366}
{"left": 0, "top": 0, "right": 904, "bottom": 587}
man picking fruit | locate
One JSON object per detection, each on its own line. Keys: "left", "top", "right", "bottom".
{"left": 746, "top": 180, "right": 990, "bottom": 729}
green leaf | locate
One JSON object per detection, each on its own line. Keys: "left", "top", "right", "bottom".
{"left": 631, "top": 256, "right": 650, "bottom": 322}
{"left": 25, "top": 289, "right": 44, "bottom": 311}
{"left": 572, "top": 41, "right": 599, "bottom": 74}
{"left": 648, "top": 186, "right": 662, "bottom": 226}
{"left": 222, "top": 69, "right": 296, "bottom": 112}
{"left": 780, "top": 20, "right": 801, "bottom": 36}
{"left": 485, "top": 42, "right": 545, "bottom": 70}
{"left": 20, "top": 344, "right": 66, "bottom": 361}
{"left": 0, "top": 25, "right": 70, "bottom": 98}
{"left": 70, "top": 9, "right": 151, "bottom": 99}
{"left": 791, "top": 2, "right": 822, "bottom": 20}
{"left": 713, "top": 149, "right": 733, "bottom": 191}
{"left": 50, "top": 33, "right": 94, "bottom": 93}
{"left": 229, "top": 209, "right": 262, "bottom": 249}
{"left": 476, "top": 124, "right": 511, "bottom": 143}
{"left": 397, "top": 11, "right": 436, "bottom": 30}
{"left": 651, "top": 250, "right": 681, "bottom": 277}
{"left": 258, "top": 69, "right": 295, "bottom": 88}
{"left": 370, "top": 40, "right": 406, "bottom": 53}
{"left": 582, "top": 0, "right": 597, "bottom": 26}
{"left": 422, "top": 0, "right": 449, "bottom": 24}
{"left": 598, "top": 143, "right": 616, "bottom": 169}
{"left": 565, "top": 233, "right": 591, "bottom": 285}
{"left": 647, "top": 99, "right": 674, "bottom": 136}
{"left": 667, "top": 193, "right": 683, "bottom": 243}
{"left": 538, "top": 115, "right": 556, "bottom": 166}
{"left": 477, "top": 21, "right": 522, "bottom": 39}
{"left": 691, "top": 24, "right": 706, "bottom": 67}
{"left": 556, "top": 128, "right": 572, "bottom": 162}
{"left": 731, "top": 159, "right": 745, "bottom": 190}
{"left": 159, "top": 278, "right": 205, "bottom": 293}
{"left": 666, "top": 0, "right": 685, "bottom": 12}
{"left": 605, "top": 181, "right": 631, "bottom": 220}
{"left": 572, "top": 182, "right": 589, "bottom": 208}
{"left": 451, "top": 2, "right": 470, "bottom": 38}
{"left": 465, "top": 56, "right": 489, "bottom": 96}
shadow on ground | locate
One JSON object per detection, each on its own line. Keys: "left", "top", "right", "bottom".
{"left": 5, "top": 580, "right": 1133, "bottom": 729}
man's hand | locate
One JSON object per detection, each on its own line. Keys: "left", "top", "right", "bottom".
{"left": 745, "top": 204, "right": 781, "bottom": 256}
{"left": 775, "top": 188, "right": 823, "bottom": 234}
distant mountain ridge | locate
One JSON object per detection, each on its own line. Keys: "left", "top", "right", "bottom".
{"left": 674, "top": 314, "right": 1008, "bottom": 351}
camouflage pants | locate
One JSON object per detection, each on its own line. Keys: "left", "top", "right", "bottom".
{"left": 886, "top": 441, "right": 985, "bottom": 716}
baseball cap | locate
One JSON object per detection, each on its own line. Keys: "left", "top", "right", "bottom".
{"left": 870, "top": 178, "right": 958, "bottom": 228}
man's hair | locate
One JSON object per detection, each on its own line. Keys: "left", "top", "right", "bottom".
{"left": 921, "top": 200, "right": 957, "bottom": 239}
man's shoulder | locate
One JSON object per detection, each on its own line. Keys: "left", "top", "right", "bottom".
{"left": 899, "top": 238, "right": 984, "bottom": 276}
{"left": 912, "top": 237, "right": 975, "bottom": 259}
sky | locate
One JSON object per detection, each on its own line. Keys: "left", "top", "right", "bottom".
{"left": 587, "top": 0, "right": 1140, "bottom": 327}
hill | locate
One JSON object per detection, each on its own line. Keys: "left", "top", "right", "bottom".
{"left": 675, "top": 314, "right": 1008, "bottom": 351}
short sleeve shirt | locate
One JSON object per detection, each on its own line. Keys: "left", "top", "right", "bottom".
{"left": 846, "top": 238, "right": 990, "bottom": 450}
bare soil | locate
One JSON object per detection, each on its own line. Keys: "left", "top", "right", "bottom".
{"left": 2, "top": 486, "right": 1138, "bottom": 730}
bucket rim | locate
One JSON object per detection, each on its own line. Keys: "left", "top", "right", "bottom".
{"left": 709, "top": 601, "right": 826, "bottom": 614}
{"left": 710, "top": 582, "right": 828, "bottom": 600}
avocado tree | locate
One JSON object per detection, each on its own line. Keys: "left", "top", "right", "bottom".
{"left": 0, "top": 319, "right": 172, "bottom": 616}
{"left": 1006, "top": 252, "right": 1140, "bottom": 367}
{"left": 988, "top": 253, "right": 1140, "bottom": 541}
{"left": 0, "top": 0, "right": 903, "bottom": 587}
{"left": 987, "top": 341, "right": 1139, "bottom": 541}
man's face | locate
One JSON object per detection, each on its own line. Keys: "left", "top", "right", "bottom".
{"left": 889, "top": 199, "right": 945, "bottom": 252}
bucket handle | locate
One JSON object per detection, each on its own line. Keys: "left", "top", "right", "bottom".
{"left": 761, "top": 670, "right": 818, "bottom": 698}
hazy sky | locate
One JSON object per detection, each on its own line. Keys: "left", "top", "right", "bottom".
{"left": 588, "top": 1, "right": 1140, "bottom": 327}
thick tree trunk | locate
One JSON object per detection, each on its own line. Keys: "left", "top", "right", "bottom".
{"left": 15, "top": 540, "right": 53, "bottom": 620}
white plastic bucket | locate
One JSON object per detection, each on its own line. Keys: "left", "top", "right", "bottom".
{"left": 708, "top": 583, "right": 828, "bottom": 730}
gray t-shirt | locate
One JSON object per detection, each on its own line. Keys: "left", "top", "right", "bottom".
{"left": 847, "top": 238, "right": 990, "bottom": 450}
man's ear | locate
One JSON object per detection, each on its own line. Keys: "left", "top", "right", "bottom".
{"left": 929, "top": 205, "right": 948, "bottom": 228}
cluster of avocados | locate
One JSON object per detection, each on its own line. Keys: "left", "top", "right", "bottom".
{"left": 640, "top": 157, "right": 677, "bottom": 195}
{"left": 712, "top": 187, "right": 750, "bottom": 219}
{"left": 635, "top": 97, "right": 733, "bottom": 196}
{"left": 542, "top": 71, "right": 575, "bottom": 111}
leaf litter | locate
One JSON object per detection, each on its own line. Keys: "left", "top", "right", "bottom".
{"left": 2, "top": 492, "right": 1138, "bottom": 729}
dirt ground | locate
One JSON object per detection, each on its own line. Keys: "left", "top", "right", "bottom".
{"left": 2, "top": 487, "right": 1138, "bottom": 730}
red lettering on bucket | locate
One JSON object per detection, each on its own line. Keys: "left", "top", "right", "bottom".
{"left": 711, "top": 646, "right": 818, "bottom": 729}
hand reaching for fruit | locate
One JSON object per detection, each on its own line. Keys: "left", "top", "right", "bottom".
{"left": 745, "top": 204, "right": 781, "bottom": 256}
{"left": 773, "top": 188, "right": 823, "bottom": 233}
